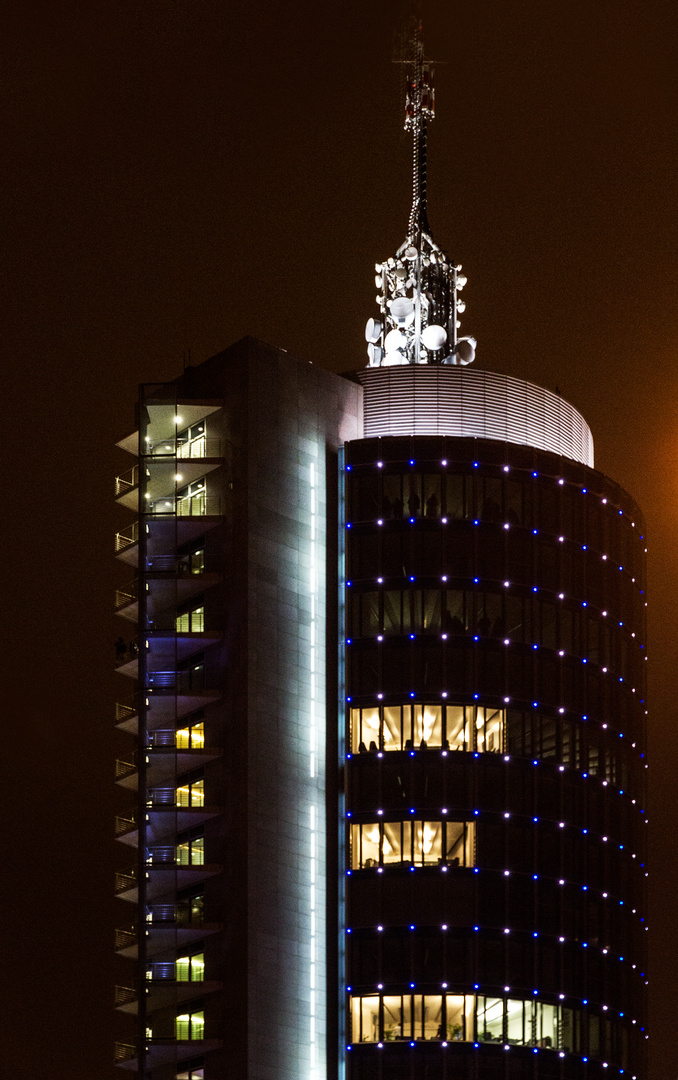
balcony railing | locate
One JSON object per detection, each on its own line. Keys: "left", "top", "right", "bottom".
{"left": 115, "top": 926, "right": 136, "bottom": 951}
{"left": 115, "top": 581, "right": 138, "bottom": 610}
{"left": 115, "top": 465, "right": 140, "bottom": 497}
{"left": 147, "top": 671, "right": 206, "bottom": 693}
{"left": 146, "top": 497, "right": 221, "bottom": 518}
{"left": 115, "top": 870, "right": 137, "bottom": 894}
{"left": 146, "top": 961, "right": 204, "bottom": 982}
{"left": 147, "top": 903, "right": 204, "bottom": 927}
{"left": 115, "top": 985, "right": 137, "bottom": 1007}
{"left": 115, "top": 814, "right": 136, "bottom": 837}
{"left": 115, "top": 521, "right": 140, "bottom": 553}
{"left": 147, "top": 845, "right": 204, "bottom": 866}
{"left": 115, "top": 700, "right": 138, "bottom": 724}
{"left": 143, "top": 438, "right": 222, "bottom": 459}
{"left": 115, "top": 759, "right": 136, "bottom": 781}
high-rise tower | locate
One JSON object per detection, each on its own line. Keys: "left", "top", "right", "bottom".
{"left": 112, "top": 25, "right": 648, "bottom": 1080}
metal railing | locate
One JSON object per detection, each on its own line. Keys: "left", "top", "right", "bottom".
{"left": 146, "top": 962, "right": 204, "bottom": 983}
{"left": 143, "top": 438, "right": 222, "bottom": 459}
{"left": 146, "top": 845, "right": 205, "bottom": 866}
{"left": 115, "top": 870, "right": 137, "bottom": 894}
{"left": 115, "top": 759, "right": 136, "bottom": 781}
{"left": 115, "top": 985, "right": 137, "bottom": 1007}
{"left": 115, "top": 581, "right": 138, "bottom": 610}
{"left": 147, "top": 902, "right": 204, "bottom": 926}
{"left": 114, "top": 1042, "right": 136, "bottom": 1063}
{"left": 115, "top": 465, "right": 140, "bottom": 496}
{"left": 115, "top": 700, "right": 138, "bottom": 723}
{"left": 147, "top": 670, "right": 206, "bottom": 693}
{"left": 144, "top": 496, "right": 221, "bottom": 518}
{"left": 115, "top": 814, "right": 136, "bottom": 837}
{"left": 115, "top": 521, "right": 140, "bottom": 552}
{"left": 115, "top": 926, "right": 136, "bottom": 950}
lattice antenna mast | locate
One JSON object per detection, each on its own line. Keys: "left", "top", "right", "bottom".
{"left": 405, "top": 22, "right": 434, "bottom": 241}
{"left": 363, "top": 24, "right": 476, "bottom": 369}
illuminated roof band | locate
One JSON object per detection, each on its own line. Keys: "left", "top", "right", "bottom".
{"left": 357, "top": 366, "right": 594, "bottom": 467}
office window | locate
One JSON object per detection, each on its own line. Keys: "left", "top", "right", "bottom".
{"left": 176, "top": 952, "right": 204, "bottom": 982}
{"left": 349, "top": 994, "right": 591, "bottom": 1053}
{"left": 177, "top": 836, "right": 204, "bottom": 865}
{"left": 176, "top": 720, "right": 205, "bottom": 749}
{"left": 350, "top": 820, "right": 474, "bottom": 869}
{"left": 350, "top": 703, "right": 503, "bottom": 754}
{"left": 176, "top": 777, "right": 204, "bottom": 807}
{"left": 175, "top": 1009, "right": 204, "bottom": 1041}
{"left": 176, "top": 602, "right": 205, "bottom": 633}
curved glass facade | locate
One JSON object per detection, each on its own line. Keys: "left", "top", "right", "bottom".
{"left": 343, "top": 435, "right": 647, "bottom": 1079}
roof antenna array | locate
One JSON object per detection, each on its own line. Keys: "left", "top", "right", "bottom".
{"left": 365, "top": 20, "right": 476, "bottom": 369}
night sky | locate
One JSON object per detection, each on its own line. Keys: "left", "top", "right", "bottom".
{"left": 3, "top": 1, "right": 678, "bottom": 1076}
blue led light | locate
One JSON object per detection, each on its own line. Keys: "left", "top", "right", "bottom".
{"left": 409, "top": 460, "right": 415, "bottom": 465}
{"left": 473, "top": 519, "right": 479, "bottom": 525}
{"left": 473, "top": 462, "right": 479, "bottom": 468}
{"left": 532, "top": 528, "right": 538, "bottom": 535}
{"left": 474, "top": 809, "right": 479, "bottom": 815}
{"left": 532, "top": 471, "right": 538, "bottom": 477}
{"left": 533, "top": 643, "right": 538, "bottom": 650}
{"left": 346, "top": 523, "right": 351, "bottom": 529}
{"left": 473, "top": 576, "right": 479, "bottom": 583}
{"left": 473, "top": 925, "right": 479, "bottom": 931}
{"left": 346, "top": 638, "right": 352, "bottom": 645}
{"left": 345, "top": 465, "right": 351, "bottom": 471}
{"left": 473, "top": 692, "right": 479, "bottom": 699}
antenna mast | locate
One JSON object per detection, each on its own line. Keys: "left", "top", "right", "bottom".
{"left": 363, "top": 22, "right": 476, "bottom": 369}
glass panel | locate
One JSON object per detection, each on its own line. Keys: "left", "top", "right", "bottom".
{"left": 190, "top": 1011, "right": 204, "bottom": 1039}
{"left": 422, "top": 590, "right": 441, "bottom": 630}
{"left": 177, "top": 784, "right": 191, "bottom": 807}
{"left": 402, "top": 705, "right": 414, "bottom": 748}
{"left": 190, "top": 723, "right": 204, "bottom": 749}
{"left": 414, "top": 705, "right": 442, "bottom": 747}
{"left": 422, "top": 995, "right": 443, "bottom": 1039}
{"left": 477, "top": 707, "right": 503, "bottom": 753}
{"left": 177, "top": 841, "right": 190, "bottom": 865}
{"left": 176, "top": 612, "right": 190, "bottom": 632}
{"left": 354, "top": 824, "right": 380, "bottom": 869}
{"left": 350, "top": 708, "right": 361, "bottom": 752}
{"left": 506, "top": 999, "right": 524, "bottom": 1044}
{"left": 190, "top": 953, "right": 204, "bottom": 981}
{"left": 191, "top": 837, "right": 204, "bottom": 865}
{"left": 191, "top": 607, "right": 204, "bottom": 632}
{"left": 446, "top": 706, "right": 468, "bottom": 751}
{"left": 361, "top": 708, "right": 380, "bottom": 751}
{"left": 478, "top": 996, "right": 503, "bottom": 1042}
{"left": 382, "top": 822, "right": 403, "bottom": 864}
{"left": 445, "top": 996, "right": 466, "bottom": 1041}
{"left": 446, "top": 821, "right": 474, "bottom": 867}
{"left": 190, "top": 780, "right": 204, "bottom": 807}
{"left": 383, "top": 706, "right": 402, "bottom": 750}
{"left": 383, "top": 995, "right": 403, "bottom": 1041}
{"left": 190, "top": 549, "right": 205, "bottom": 574}
{"left": 360, "top": 996, "right": 380, "bottom": 1042}
{"left": 176, "top": 955, "right": 190, "bottom": 981}
{"left": 413, "top": 821, "right": 443, "bottom": 864}
{"left": 384, "top": 592, "right": 401, "bottom": 632}
{"left": 538, "top": 1002, "right": 557, "bottom": 1049}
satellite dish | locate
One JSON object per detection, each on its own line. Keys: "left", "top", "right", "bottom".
{"left": 395, "top": 266, "right": 407, "bottom": 280}
{"left": 404, "top": 246, "right": 418, "bottom": 260}
{"left": 365, "top": 318, "right": 382, "bottom": 343}
{"left": 421, "top": 324, "right": 447, "bottom": 351}
{"left": 390, "top": 297, "right": 414, "bottom": 325}
{"left": 385, "top": 328, "right": 406, "bottom": 352}
{"left": 454, "top": 336, "right": 477, "bottom": 365}
{"left": 367, "top": 343, "right": 384, "bottom": 366}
